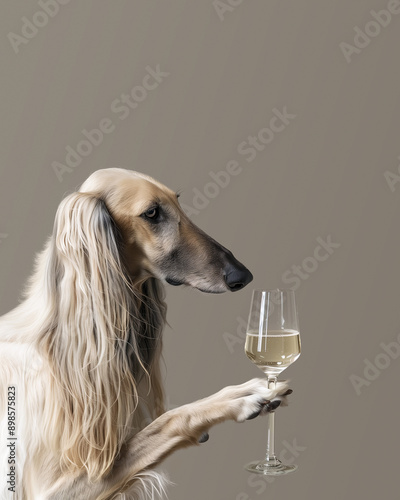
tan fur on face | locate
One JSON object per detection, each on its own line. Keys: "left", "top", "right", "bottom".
{"left": 80, "top": 168, "right": 226, "bottom": 292}
{"left": 81, "top": 169, "right": 182, "bottom": 278}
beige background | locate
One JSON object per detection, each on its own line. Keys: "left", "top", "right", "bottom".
{"left": 1, "top": 1, "right": 400, "bottom": 499}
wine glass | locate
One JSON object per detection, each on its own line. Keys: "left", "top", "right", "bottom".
{"left": 244, "top": 289, "right": 301, "bottom": 475}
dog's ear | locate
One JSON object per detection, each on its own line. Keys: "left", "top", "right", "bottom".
{"left": 43, "top": 191, "right": 166, "bottom": 478}
{"left": 53, "top": 191, "right": 122, "bottom": 276}
{"left": 47, "top": 192, "right": 139, "bottom": 480}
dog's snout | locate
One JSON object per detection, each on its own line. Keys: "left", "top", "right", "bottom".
{"left": 224, "top": 264, "right": 253, "bottom": 292}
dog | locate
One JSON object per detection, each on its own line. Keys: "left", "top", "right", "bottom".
{"left": 0, "top": 168, "right": 291, "bottom": 499}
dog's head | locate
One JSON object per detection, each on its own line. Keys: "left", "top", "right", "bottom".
{"left": 79, "top": 168, "right": 253, "bottom": 293}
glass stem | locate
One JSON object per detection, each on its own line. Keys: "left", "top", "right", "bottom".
{"left": 265, "top": 376, "right": 279, "bottom": 465}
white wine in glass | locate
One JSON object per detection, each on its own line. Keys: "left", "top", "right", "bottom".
{"left": 245, "top": 329, "right": 301, "bottom": 376}
{"left": 244, "top": 289, "right": 301, "bottom": 475}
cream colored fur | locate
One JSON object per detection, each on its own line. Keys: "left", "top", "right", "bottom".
{"left": 0, "top": 169, "right": 290, "bottom": 499}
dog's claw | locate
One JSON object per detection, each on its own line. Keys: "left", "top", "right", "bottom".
{"left": 198, "top": 432, "right": 209, "bottom": 443}
{"left": 247, "top": 409, "right": 262, "bottom": 420}
{"left": 247, "top": 399, "right": 271, "bottom": 420}
{"left": 266, "top": 400, "right": 281, "bottom": 412}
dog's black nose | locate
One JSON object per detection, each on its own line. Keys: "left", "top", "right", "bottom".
{"left": 224, "top": 265, "right": 253, "bottom": 291}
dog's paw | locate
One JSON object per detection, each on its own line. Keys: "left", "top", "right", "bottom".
{"left": 227, "top": 378, "right": 292, "bottom": 423}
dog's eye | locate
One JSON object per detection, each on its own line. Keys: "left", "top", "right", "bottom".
{"left": 143, "top": 207, "right": 159, "bottom": 220}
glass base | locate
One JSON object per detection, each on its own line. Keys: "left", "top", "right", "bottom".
{"left": 245, "top": 458, "right": 298, "bottom": 476}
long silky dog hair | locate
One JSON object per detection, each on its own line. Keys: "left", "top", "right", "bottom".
{"left": 37, "top": 191, "right": 166, "bottom": 479}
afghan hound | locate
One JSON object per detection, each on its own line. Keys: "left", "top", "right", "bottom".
{"left": 0, "top": 168, "right": 291, "bottom": 499}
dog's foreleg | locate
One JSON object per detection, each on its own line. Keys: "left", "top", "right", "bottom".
{"left": 46, "top": 378, "right": 291, "bottom": 500}
{"left": 99, "top": 378, "right": 291, "bottom": 499}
